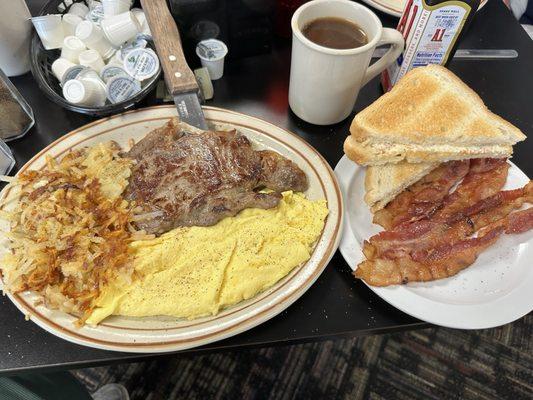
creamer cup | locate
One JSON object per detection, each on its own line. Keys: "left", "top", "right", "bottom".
{"left": 61, "top": 65, "right": 88, "bottom": 86}
{"left": 85, "top": 4, "right": 105, "bottom": 25}
{"left": 63, "top": 78, "right": 106, "bottom": 106}
{"left": 62, "top": 13, "right": 83, "bottom": 36}
{"left": 77, "top": 68, "right": 107, "bottom": 102}
{"left": 100, "top": 64, "right": 128, "bottom": 83}
{"left": 79, "top": 49, "right": 105, "bottom": 73}
{"left": 60, "top": 36, "right": 86, "bottom": 63}
{"left": 89, "top": 0, "right": 103, "bottom": 10}
{"left": 32, "top": 15, "right": 64, "bottom": 50}
{"left": 123, "top": 48, "right": 159, "bottom": 81}
{"left": 131, "top": 8, "right": 151, "bottom": 36}
{"left": 67, "top": 2, "right": 89, "bottom": 19}
{"left": 121, "top": 36, "right": 147, "bottom": 53}
{"left": 195, "top": 39, "right": 228, "bottom": 80}
{"left": 107, "top": 51, "right": 123, "bottom": 67}
{"left": 106, "top": 75, "right": 141, "bottom": 103}
{"left": 51, "top": 58, "right": 76, "bottom": 81}
{"left": 76, "top": 21, "right": 115, "bottom": 59}
{"left": 102, "top": 0, "right": 130, "bottom": 18}
{"left": 100, "top": 11, "right": 140, "bottom": 47}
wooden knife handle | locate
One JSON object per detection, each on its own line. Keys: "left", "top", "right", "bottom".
{"left": 140, "top": 0, "right": 198, "bottom": 95}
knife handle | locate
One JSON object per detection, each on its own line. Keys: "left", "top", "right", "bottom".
{"left": 140, "top": 0, "right": 198, "bottom": 95}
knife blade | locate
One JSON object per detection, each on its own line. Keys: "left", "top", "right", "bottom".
{"left": 372, "top": 48, "right": 518, "bottom": 60}
{"left": 140, "top": 0, "right": 208, "bottom": 130}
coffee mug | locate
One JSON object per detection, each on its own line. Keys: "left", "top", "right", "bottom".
{"left": 289, "top": 0, "right": 404, "bottom": 125}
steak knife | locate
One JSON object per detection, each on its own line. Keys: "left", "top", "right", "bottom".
{"left": 140, "top": 0, "right": 208, "bottom": 130}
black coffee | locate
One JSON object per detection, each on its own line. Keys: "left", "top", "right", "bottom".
{"left": 302, "top": 17, "right": 368, "bottom": 50}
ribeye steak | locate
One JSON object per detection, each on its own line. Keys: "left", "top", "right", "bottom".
{"left": 125, "top": 118, "right": 308, "bottom": 235}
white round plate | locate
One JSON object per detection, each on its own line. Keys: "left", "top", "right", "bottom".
{"left": 363, "top": 0, "right": 488, "bottom": 18}
{"left": 0, "top": 106, "right": 343, "bottom": 353}
{"left": 335, "top": 155, "right": 533, "bottom": 329}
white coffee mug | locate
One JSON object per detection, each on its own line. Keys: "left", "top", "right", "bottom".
{"left": 289, "top": 0, "right": 404, "bottom": 125}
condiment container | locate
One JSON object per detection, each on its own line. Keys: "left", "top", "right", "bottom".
{"left": 79, "top": 49, "right": 106, "bottom": 73}
{"left": 123, "top": 48, "right": 159, "bottom": 81}
{"left": 100, "top": 11, "right": 140, "bottom": 47}
{"left": 130, "top": 8, "right": 151, "bottom": 36}
{"left": 76, "top": 21, "right": 115, "bottom": 59}
{"left": 86, "top": 3, "right": 105, "bottom": 25}
{"left": 51, "top": 58, "right": 77, "bottom": 81}
{"left": 64, "top": 68, "right": 107, "bottom": 107}
{"left": 196, "top": 39, "right": 228, "bottom": 80}
{"left": 102, "top": 0, "right": 131, "bottom": 18}
{"left": 0, "top": 140, "right": 15, "bottom": 175}
{"left": 0, "top": 68, "right": 34, "bottom": 141}
{"left": 67, "top": 2, "right": 89, "bottom": 19}
{"left": 0, "top": 0, "right": 32, "bottom": 76}
{"left": 60, "top": 36, "right": 86, "bottom": 63}
{"left": 62, "top": 13, "right": 84, "bottom": 36}
{"left": 31, "top": 15, "right": 65, "bottom": 50}
{"left": 382, "top": 0, "right": 481, "bottom": 91}
{"left": 106, "top": 75, "right": 141, "bottom": 103}
{"left": 100, "top": 64, "right": 128, "bottom": 83}
{"left": 61, "top": 65, "right": 88, "bottom": 86}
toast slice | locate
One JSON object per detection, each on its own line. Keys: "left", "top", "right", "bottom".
{"left": 344, "top": 65, "right": 525, "bottom": 166}
{"left": 365, "top": 161, "right": 438, "bottom": 212}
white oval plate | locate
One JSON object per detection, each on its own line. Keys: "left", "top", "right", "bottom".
{"left": 335, "top": 155, "right": 533, "bottom": 329}
{"left": 363, "top": 0, "right": 487, "bottom": 18}
{"left": 0, "top": 106, "right": 343, "bottom": 353}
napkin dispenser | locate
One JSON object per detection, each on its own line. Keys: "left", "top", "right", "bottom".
{"left": 168, "top": 0, "right": 273, "bottom": 62}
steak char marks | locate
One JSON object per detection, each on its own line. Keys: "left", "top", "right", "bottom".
{"left": 126, "top": 118, "right": 308, "bottom": 235}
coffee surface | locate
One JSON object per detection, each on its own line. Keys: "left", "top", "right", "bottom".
{"left": 302, "top": 17, "right": 368, "bottom": 50}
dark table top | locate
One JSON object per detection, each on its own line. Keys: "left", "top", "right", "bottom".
{"left": 1, "top": 0, "right": 532, "bottom": 376}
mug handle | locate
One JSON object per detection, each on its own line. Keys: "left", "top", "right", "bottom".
{"left": 361, "top": 28, "right": 405, "bottom": 86}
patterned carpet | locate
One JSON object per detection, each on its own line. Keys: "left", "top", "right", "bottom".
{"left": 73, "top": 314, "right": 532, "bottom": 400}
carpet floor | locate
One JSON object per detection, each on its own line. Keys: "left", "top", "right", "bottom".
{"left": 72, "top": 314, "right": 532, "bottom": 400}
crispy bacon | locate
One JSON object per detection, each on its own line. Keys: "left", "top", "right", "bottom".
{"left": 433, "top": 158, "right": 509, "bottom": 220}
{"left": 364, "top": 182, "right": 533, "bottom": 262}
{"left": 373, "top": 160, "right": 470, "bottom": 229}
{"left": 355, "top": 208, "right": 533, "bottom": 286}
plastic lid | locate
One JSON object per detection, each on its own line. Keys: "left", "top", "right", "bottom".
{"left": 64, "top": 35, "right": 85, "bottom": 50}
{"left": 196, "top": 39, "right": 228, "bottom": 61}
{"left": 75, "top": 20, "right": 94, "bottom": 41}
{"left": 63, "top": 80, "right": 86, "bottom": 103}
{"left": 106, "top": 75, "right": 141, "bottom": 104}
{"left": 79, "top": 49, "right": 101, "bottom": 64}
{"left": 123, "top": 48, "right": 160, "bottom": 81}
{"left": 100, "top": 65, "right": 128, "bottom": 82}
{"left": 61, "top": 65, "right": 87, "bottom": 86}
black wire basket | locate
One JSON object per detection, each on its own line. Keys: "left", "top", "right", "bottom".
{"left": 29, "top": 0, "right": 161, "bottom": 116}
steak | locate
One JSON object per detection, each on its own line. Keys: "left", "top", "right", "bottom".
{"left": 125, "top": 118, "right": 308, "bottom": 235}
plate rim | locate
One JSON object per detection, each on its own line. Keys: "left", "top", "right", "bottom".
{"left": 335, "top": 154, "right": 533, "bottom": 329}
{"left": 0, "top": 105, "right": 344, "bottom": 352}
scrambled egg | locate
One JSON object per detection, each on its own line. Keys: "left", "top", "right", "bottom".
{"left": 86, "top": 191, "right": 328, "bottom": 325}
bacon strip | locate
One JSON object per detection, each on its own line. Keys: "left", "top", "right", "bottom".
{"left": 364, "top": 182, "right": 533, "bottom": 261}
{"left": 432, "top": 158, "right": 509, "bottom": 220}
{"left": 363, "top": 160, "right": 516, "bottom": 258}
{"left": 355, "top": 208, "right": 533, "bottom": 286}
{"left": 373, "top": 160, "right": 470, "bottom": 230}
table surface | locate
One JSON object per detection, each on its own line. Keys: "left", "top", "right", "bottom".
{"left": 1, "top": 0, "right": 532, "bottom": 376}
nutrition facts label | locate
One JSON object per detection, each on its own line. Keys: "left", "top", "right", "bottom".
{"left": 385, "top": 0, "right": 470, "bottom": 88}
